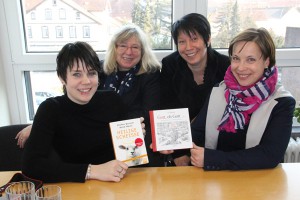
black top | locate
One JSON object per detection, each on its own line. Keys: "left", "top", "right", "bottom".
{"left": 22, "top": 91, "right": 126, "bottom": 183}
{"left": 160, "top": 49, "right": 230, "bottom": 120}
{"left": 99, "top": 64, "right": 164, "bottom": 167}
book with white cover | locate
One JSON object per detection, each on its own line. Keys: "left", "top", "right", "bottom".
{"left": 149, "top": 108, "right": 193, "bottom": 152}
{"left": 109, "top": 118, "right": 149, "bottom": 167}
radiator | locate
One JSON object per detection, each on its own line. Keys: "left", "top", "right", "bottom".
{"left": 284, "top": 137, "right": 300, "bottom": 163}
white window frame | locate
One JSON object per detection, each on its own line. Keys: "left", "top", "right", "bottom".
{"left": 1, "top": 0, "right": 300, "bottom": 124}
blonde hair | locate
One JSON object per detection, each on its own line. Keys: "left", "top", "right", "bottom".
{"left": 103, "top": 24, "right": 161, "bottom": 74}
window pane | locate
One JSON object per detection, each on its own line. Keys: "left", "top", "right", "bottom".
{"left": 278, "top": 66, "right": 300, "bottom": 126}
{"left": 279, "top": 66, "right": 300, "bottom": 104}
{"left": 21, "top": 0, "right": 172, "bottom": 52}
{"left": 26, "top": 71, "right": 63, "bottom": 120}
{"left": 208, "top": 0, "right": 300, "bottom": 48}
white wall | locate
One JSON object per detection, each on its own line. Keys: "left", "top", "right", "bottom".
{"left": 0, "top": 0, "right": 11, "bottom": 126}
{"left": 0, "top": 60, "right": 11, "bottom": 126}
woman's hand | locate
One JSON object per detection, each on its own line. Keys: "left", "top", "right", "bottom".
{"left": 173, "top": 155, "right": 190, "bottom": 166}
{"left": 89, "top": 160, "right": 128, "bottom": 182}
{"left": 149, "top": 143, "right": 174, "bottom": 154}
{"left": 15, "top": 125, "right": 32, "bottom": 148}
{"left": 140, "top": 117, "right": 146, "bottom": 137}
{"left": 190, "top": 143, "right": 204, "bottom": 168}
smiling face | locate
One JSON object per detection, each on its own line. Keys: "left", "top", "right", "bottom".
{"left": 116, "top": 36, "right": 142, "bottom": 71}
{"left": 61, "top": 59, "right": 98, "bottom": 105}
{"left": 231, "top": 41, "right": 270, "bottom": 87}
{"left": 177, "top": 31, "right": 208, "bottom": 68}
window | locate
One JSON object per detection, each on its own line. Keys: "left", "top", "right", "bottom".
{"left": 1, "top": 0, "right": 299, "bottom": 124}
{"left": 20, "top": 0, "right": 172, "bottom": 52}
{"left": 75, "top": 11, "right": 80, "bottom": 19}
{"left": 69, "top": 26, "right": 76, "bottom": 38}
{"left": 27, "top": 26, "right": 32, "bottom": 38}
{"left": 41, "top": 26, "right": 49, "bottom": 38}
{"left": 59, "top": 8, "right": 66, "bottom": 19}
{"left": 278, "top": 66, "right": 300, "bottom": 103}
{"left": 207, "top": 0, "right": 300, "bottom": 48}
{"left": 26, "top": 71, "right": 63, "bottom": 120}
{"left": 45, "top": 8, "right": 52, "bottom": 20}
{"left": 30, "top": 11, "right": 35, "bottom": 20}
{"left": 82, "top": 26, "right": 90, "bottom": 38}
{"left": 55, "top": 26, "right": 63, "bottom": 38}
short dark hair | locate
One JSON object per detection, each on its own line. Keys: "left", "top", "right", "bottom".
{"left": 171, "top": 13, "right": 211, "bottom": 48}
{"left": 56, "top": 42, "right": 100, "bottom": 93}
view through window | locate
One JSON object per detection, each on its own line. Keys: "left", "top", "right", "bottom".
{"left": 207, "top": 0, "right": 300, "bottom": 48}
{"left": 21, "top": 0, "right": 173, "bottom": 52}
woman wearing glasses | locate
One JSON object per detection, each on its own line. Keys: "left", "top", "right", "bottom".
{"left": 100, "top": 24, "right": 163, "bottom": 167}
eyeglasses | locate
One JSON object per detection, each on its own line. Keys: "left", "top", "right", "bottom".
{"left": 116, "top": 44, "right": 141, "bottom": 54}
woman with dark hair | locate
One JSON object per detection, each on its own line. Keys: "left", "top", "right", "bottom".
{"left": 160, "top": 13, "right": 230, "bottom": 166}
{"left": 22, "top": 42, "right": 131, "bottom": 183}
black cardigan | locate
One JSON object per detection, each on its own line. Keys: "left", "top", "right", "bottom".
{"left": 160, "top": 49, "right": 230, "bottom": 120}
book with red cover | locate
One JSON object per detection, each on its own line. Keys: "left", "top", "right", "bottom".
{"left": 109, "top": 118, "right": 149, "bottom": 167}
{"left": 149, "top": 108, "right": 193, "bottom": 152}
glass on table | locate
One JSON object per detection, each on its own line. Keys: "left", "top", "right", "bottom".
{"left": 5, "top": 181, "right": 35, "bottom": 200}
{"left": 35, "top": 185, "right": 61, "bottom": 200}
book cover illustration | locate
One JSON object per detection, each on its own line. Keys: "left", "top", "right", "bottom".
{"left": 109, "top": 118, "right": 149, "bottom": 167}
{"left": 150, "top": 108, "right": 193, "bottom": 152}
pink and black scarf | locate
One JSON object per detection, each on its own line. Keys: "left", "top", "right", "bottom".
{"left": 218, "top": 66, "right": 278, "bottom": 133}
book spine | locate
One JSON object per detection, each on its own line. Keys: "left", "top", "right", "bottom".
{"left": 149, "top": 110, "right": 157, "bottom": 152}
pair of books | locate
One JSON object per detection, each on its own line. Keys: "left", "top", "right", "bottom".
{"left": 109, "top": 108, "right": 193, "bottom": 167}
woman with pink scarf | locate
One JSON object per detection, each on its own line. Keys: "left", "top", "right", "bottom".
{"left": 165, "top": 28, "right": 295, "bottom": 170}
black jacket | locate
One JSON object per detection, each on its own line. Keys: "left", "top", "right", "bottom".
{"left": 160, "top": 49, "right": 230, "bottom": 120}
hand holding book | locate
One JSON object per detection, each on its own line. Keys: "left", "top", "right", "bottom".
{"left": 110, "top": 118, "right": 149, "bottom": 167}
{"left": 149, "top": 108, "right": 193, "bottom": 152}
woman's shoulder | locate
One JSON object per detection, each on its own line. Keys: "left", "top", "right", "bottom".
{"left": 134, "top": 70, "right": 160, "bottom": 88}
{"left": 40, "top": 95, "right": 64, "bottom": 107}
{"left": 161, "top": 51, "right": 186, "bottom": 74}
{"left": 94, "top": 90, "right": 120, "bottom": 100}
{"left": 273, "top": 89, "right": 296, "bottom": 108}
{"left": 208, "top": 49, "right": 230, "bottom": 65}
{"left": 34, "top": 95, "right": 65, "bottom": 117}
{"left": 139, "top": 68, "right": 160, "bottom": 77}
{"left": 162, "top": 51, "right": 181, "bottom": 63}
